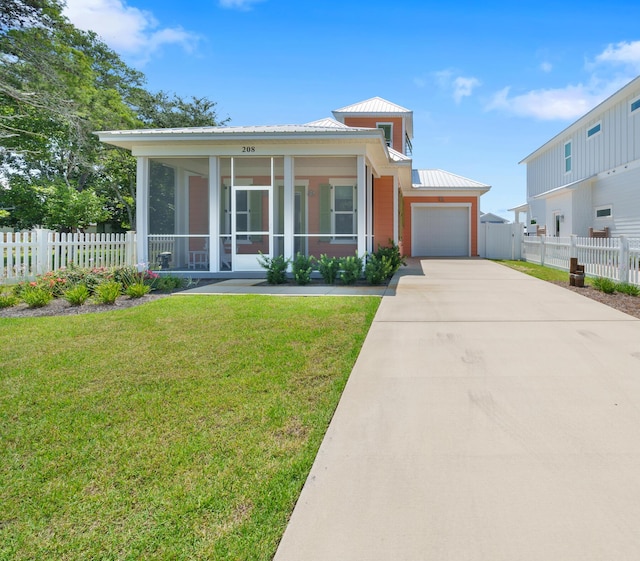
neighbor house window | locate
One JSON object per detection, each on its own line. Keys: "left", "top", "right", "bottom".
{"left": 564, "top": 141, "right": 572, "bottom": 173}
{"left": 587, "top": 122, "right": 601, "bottom": 138}
{"left": 631, "top": 97, "right": 640, "bottom": 114}
{"left": 595, "top": 205, "right": 612, "bottom": 219}
{"left": 377, "top": 123, "right": 393, "bottom": 148}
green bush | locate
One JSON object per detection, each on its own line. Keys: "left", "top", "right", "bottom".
{"left": 126, "top": 283, "right": 151, "bottom": 298}
{"left": 292, "top": 253, "right": 314, "bottom": 285}
{"left": 317, "top": 254, "right": 340, "bottom": 284}
{"left": 592, "top": 276, "right": 617, "bottom": 294}
{"left": 64, "top": 284, "right": 90, "bottom": 306}
{"left": 155, "top": 275, "right": 185, "bottom": 292}
{"left": 0, "top": 293, "right": 18, "bottom": 308}
{"left": 94, "top": 281, "right": 122, "bottom": 305}
{"left": 365, "top": 253, "right": 393, "bottom": 285}
{"left": 374, "top": 240, "right": 406, "bottom": 277}
{"left": 338, "top": 254, "right": 364, "bottom": 285}
{"left": 21, "top": 286, "right": 53, "bottom": 308}
{"left": 615, "top": 282, "right": 640, "bottom": 296}
{"left": 257, "top": 253, "right": 290, "bottom": 285}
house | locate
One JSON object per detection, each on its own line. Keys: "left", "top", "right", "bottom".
{"left": 98, "top": 97, "right": 490, "bottom": 273}
{"left": 480, "top": 212, "right": 509, "bottom": 224}
{"left": 520, "top": 75, "right": 640, "bottom": 238}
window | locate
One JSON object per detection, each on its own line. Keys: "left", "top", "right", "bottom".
{"left": 587, "top": 122, "right": 601, "bottom": 138}
{"left": 595, "top": 205, "right": 612, "bottom": 219}
{"left": 564, "top": 141, "right": 572, "bottom": 173}
{"left": 377, "top": 123, "right": 393, "bottom": 148}
{"left": 332, "top": 184, "right": 356, "bottom": 241}
{"left": 631, "top": 97, "right": 640, "bottom": 114}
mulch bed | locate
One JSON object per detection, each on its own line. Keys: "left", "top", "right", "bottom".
{"left": 550, "top": 281, "right": 640, "bottom": 320}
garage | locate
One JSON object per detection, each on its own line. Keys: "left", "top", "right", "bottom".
{"left": 411, "top": 204, "right": 470, "bottom": 256}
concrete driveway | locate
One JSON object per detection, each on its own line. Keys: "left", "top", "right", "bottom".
{"left": 274, "top": 258, "right": 640, "bottom": 561}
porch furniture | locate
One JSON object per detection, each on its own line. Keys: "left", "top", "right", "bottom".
{"left": 536, "top": 225, "right": 546, "bottom": 236}
{"left": 188, "top": 241, "right": 209, "bottom": 270}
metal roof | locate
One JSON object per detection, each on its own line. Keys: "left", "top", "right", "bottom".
{"left": 388, "top": 147, "right": 412, "bottom": 163}
{"left": 412, "top": 169, "right": 490, "bottom": 190}
{"left": 98, "top": 123, "right": 377, "bottom": 137}
{"left": 332, "top": 97, "right": 412, "bottom": 115}
{"left": 304, "top": 118, "right": 350, "bottom": 128}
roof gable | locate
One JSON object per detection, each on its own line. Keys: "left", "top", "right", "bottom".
{"left": 332, "top": 97, "right": 412, "bottom": 115}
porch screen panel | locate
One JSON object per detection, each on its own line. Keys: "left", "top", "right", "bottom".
{"left": 294, "top": 156, "right": 357, "bottom": 259}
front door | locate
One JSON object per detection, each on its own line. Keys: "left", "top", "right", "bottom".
{"left": 232, "top": 186, "right": 271, "bottom": 271}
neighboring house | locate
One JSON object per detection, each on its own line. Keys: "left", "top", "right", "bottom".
{"left": 520, "top": 75, "right": 640, "bottom": 238}
{"left": 480, "top": 212, "right": 509, "bottom": 224}
{"left": 98, "top": 97, "right": 490, "bottom": 273}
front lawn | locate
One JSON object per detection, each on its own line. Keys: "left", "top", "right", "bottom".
{"left": 0, "top": 295, "right": 379, "bottom": 560}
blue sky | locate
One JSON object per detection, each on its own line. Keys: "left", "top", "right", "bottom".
{"left": 64, "top": 0, "right": 640, "bottom": 220}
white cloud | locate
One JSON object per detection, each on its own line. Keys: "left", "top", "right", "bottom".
{"left": 595, "top": 40, "right": 640, "bottom": 69}
{"left": 452, "top": 76, "right": 481, "bottom": 104}
{"left": 487, "top": 41, "right": 640, "bottom": 120}
{"left": 219, "top": 0, "right": 265, "bottom": 9}
{"left": 540, "top": 61, "right": 553, "bottom": 73}
{"left": 63, "top": 0, "right": 198, "bottom": 61}
{"left": 433, "top": 70, "right": 481, "bottom": 103}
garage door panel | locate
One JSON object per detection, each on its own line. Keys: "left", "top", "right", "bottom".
{"left": 412, "top": 206, "right": 469, "bottom": 257}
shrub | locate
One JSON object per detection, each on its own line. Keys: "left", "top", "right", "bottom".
{"left": 94, "top": 281, "right": 122, "bottom": 305}
{"left": 0, "top": 293, "right": 18, "bottom": 308}
{"left": 155, "top": 275, "right": 186, "bottom": 292}
{"left": 126, "top": 283, "right": 151, "bottom": 298}
{"left": 374, "top": 240, "right": 406, "bottom": 277}
{"left": 615, "top": 282, "right": 640, "bottom": 296}
{"left": 292, "top": 253, "right": 315, "bottom": 285}
{"left": 21, "top": 286, "right": 53, "bottom": 308}
{"left": 257, "top": 253, "right": 290, "bottom": 285}
{"left": 338, "top": 253, "right": 364, "bottom": 285}
{"left": 317, "top": 254, "right": 340, "bottom": 284}
{"left": 64, "top": 284, "right": 90, "bottom": 306}
{"left": 592, "top": 276, "right": 616, "bottom": 294}
{"left": 365, "top": 253, "right": 393, "bottom": 285}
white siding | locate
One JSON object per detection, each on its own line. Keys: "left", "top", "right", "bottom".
{"left": 592, "top": 166, "right": 640, "bottom": 236}
{"left": 527, "top": 85, "right": 640, "bottom": 199}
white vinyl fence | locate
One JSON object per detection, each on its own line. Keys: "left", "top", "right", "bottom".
{"left": 523, "top": 235, "right": 640, "bottom": 286}
{"left": 1, "top": 229, "right": 136, "bottom": 282}
{"left": 479, "top": 222, "right": 523, "bottom": 260}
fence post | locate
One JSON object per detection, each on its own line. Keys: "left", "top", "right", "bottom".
{"left": 126, "top": 231, "right": 137, "bottom": 267}
{"left": 34, "top": 228, "right": 52, "bottom": 275}
{"left": 540, "top": 235, "right": 546, "bottom": 267}
{"left": 619, "top": 236, "right": 629, "bottom": 284}
{"left": 570, "top": 235, "right": 577, "bottom": 259}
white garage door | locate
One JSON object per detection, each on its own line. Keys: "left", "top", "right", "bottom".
{"left": 412, "top": 205, "right": 470, "bottom": 256}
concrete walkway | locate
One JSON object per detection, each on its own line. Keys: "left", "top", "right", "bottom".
{"left": 273, "top": 258, "right": 640, "bottom": 561}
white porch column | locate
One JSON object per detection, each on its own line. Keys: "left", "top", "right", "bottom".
{"left": 283, "top": 156, "right": 294, "bottom": 261}
{"left": 393, "top": 175, "right": 399, "bottom": 243}
{"left": 357, "top": 155, "right": 366, "bottom": 257}
{"left": 136, "top": 157, "right": 149, "bottom": 268}
{"left": 209, "top": 156, "right": 220, "bottom": 272}
{"left": 366, "top": 166, "right": 373, "bottom": 254}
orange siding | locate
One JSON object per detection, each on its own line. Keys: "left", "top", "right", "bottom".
{"left": 343, "top": 116, "right": 404, "bottom": 152}
{"left": 373, "top": 176, "right": 394, "bottom": 248}
{"left": 402, "top": 196, "right": 480, "bottom": 256}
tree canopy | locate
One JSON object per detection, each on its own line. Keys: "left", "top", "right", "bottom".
{"left": 0, "top": 0, "right": 227, "bottom": 231}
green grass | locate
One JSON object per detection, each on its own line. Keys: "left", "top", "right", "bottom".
{"left": 494, "top": 259, "right": 596, "bottom": 286}
{"left": 0, "top": 295, "right": 379, "bottom": 560}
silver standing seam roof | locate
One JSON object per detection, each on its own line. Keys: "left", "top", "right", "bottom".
{"left": 412, "top": 169, "right": 490, "bottom": 190}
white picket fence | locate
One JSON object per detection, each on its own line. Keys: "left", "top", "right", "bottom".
{"left": 523, "top": 235, "right": 640, "bottom": 286}
{"left": 1, "top": 229, "right": 136, "bottom": 282}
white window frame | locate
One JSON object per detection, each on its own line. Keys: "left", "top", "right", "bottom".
{"left": 564, "top": 140, "right": 572, "bottom": 174}
{"left": 630, "top": 95, "right": 640, "bottom": 115}
{"left": 594, "top": 204, "right": 613, "bottom": 220}
{"left": 376, "top": 122, "right": 393, "bottom": 149}
{"left": 330, "top": 178, "right": 357, "bottom": 243}
{"left": 587, "top": 121, "right": 602, "bottom": 139}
